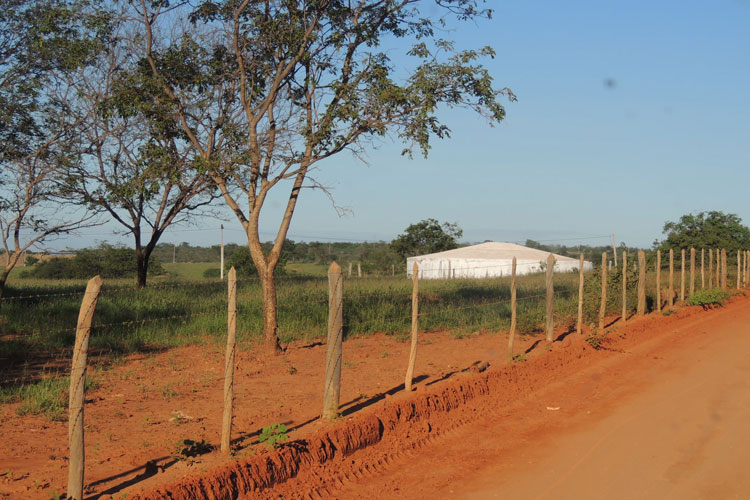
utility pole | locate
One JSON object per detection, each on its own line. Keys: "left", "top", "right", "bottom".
{"left": 220, "top": 224, "right": 225, "bottom": 280}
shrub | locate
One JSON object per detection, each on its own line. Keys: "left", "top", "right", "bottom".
{"left": 22, "top": 245, "right": 165, "bottom": 279}
{"left": 225, "top": 247, "right": 287, "bottom": 277}
{"left": 686, "top": 288, "right": 728, "bottom": 308}
{"left": 582, "top": 264, "right": 639, "bottom": 323}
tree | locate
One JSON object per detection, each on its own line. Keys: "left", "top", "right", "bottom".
{"left": 391, "top": 218, "right": 463, "bottom": 259}
{"left": 62, "top": 17, "right": 219, "bottom": 288}
{"left": 655, "top": 211, "right": 750, "bottom": 252}
{"left": 127, "top": 0, "right": 514, "bottom": 353}
{"left": 0, "top": 0, "right": 107, "bottom": 300}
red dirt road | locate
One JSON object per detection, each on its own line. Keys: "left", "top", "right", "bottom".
{"left": 332, "top": 298, "right": 750, "bottom": 500}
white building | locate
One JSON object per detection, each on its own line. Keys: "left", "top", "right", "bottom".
{"left": 406, "top": 242, "right": 593, "bottom": 279}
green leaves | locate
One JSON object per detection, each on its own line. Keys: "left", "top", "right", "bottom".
{"left": 657, "top": 211, "right": 750, "bottom": 251}
{"left": 391, "top": 219, "right": 463, "bottom": 260}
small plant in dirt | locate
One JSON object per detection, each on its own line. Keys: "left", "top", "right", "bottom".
{"left": 160, "top": 385, "right": 178, "bottom": 399}
{"left": 686, "top": 288, "right": 729, "bottom": 309}
{"left": 258, "top": 423, "right": 289, "bottom": 449}
{"left": 585, "top": 334, "right": 603, "bottom": 350}
{"left": 512, "top": 353, "right": 526, "bottom": 363}
{"left": 173, "top": 439, "right": 213, "bottom": 460}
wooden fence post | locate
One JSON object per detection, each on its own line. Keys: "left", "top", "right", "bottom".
{"left": 668, "top": 249, "right": 674, "bottom": 307}
{"left": 67, "top": 276, "right": 103, "bottom": 500}
{"left": 656, "top": 250, "right": 662, "bottom": 312}
{"left": 599, "top": 252, "right": 607, "bottom": 331}
{"left": 348, "top": 262, "right": 352, "bottom": 278}
{"left": 508, "top": 257, "right": 517, "bottom": 361}
{"left": 708, "top": 249, "right": 713, "bottom": 288}
{"left": 680, "top": 249, "right": 685, "bottom": 302}
{"left": 322, "top": 262, "right": 343, "bottom": 420}
{"left": 221, "top": 267, "right": 237, "bottom": 454}
{"left": 637, "top": 251, "right": 646, "bottom": 316}
{"left": 721, "top": 249, "right": 727, "bottom": 289}
{"left": 545, "top": 253, "right": 555, "bottom": 342}
{"left": 357, "top": 262, "right": 362, "bottom": 278}
{"left": 577, "top": 253, "right": 584, "bottom": 334}
{"left": 701, "top": 248, "right": 705, "bottom": 289}
{"left": 690, "top": 248, "right": 695, "bottom": 296}
{"left": 716, "top": 249, "right": 720, "bottom": 288}
{"left": 737, "top": 250, "right": 741, "bottom": 290}
{"left": 405, "top": 262, "right": 419, "bottom": 391}
{"left": 621, "top": 250, "right": 627, "bottom": 324}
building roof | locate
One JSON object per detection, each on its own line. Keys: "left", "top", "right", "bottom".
{"left": 408, "top": 242, "right": 580, "bottom": 262}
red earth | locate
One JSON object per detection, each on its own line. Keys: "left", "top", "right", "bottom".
{"left": 2, "top": 294, "right": 747, "bottom": 499}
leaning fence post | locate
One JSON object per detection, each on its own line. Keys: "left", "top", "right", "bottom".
{"left": 221, "top": 267, "right": 237, "bottom": 454}
{"left": 656, "top": 250, "right": 662, "bottom": 312}
{"left": 508, "top": 257, "right": 518, "bottom": 361}
{"left": 322, "top": 262, "right": 343, "bottom": 420}
{"left": 621, "top": 251, "right": 628, "bottom": 324}
{"left": 690, "top": 248, "right": 695, "bottom": 296}
{"left": 637, "top": 251, "right": 646, "bottom": 316}
{"left": 680, "top": 249, "right": 685, "bottom": 302}
{"left": 599, "top": 252, "right": 607, "bottom": 331}
{"left": 577, "top": 253, "right": 584, "bottom": 334}
{"left": 405, "top": 262, "right": 419, "bottom": 391}
{"left": 545, "top": 253, "right": 555, "bottom": 342}
{"left": 67, "top": 276, "right": 103, "bottom": 500}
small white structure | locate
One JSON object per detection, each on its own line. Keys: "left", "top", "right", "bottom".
{"left": 406, "top": 242, "right": 593, "bottom": 279}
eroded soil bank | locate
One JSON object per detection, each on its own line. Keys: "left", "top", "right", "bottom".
{"left": 127, "top": 296, "right": 747, "bottom": 500}
{"left": 3, "top": 293, "right": 744, "bottom": 499}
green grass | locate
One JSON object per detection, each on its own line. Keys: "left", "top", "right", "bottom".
{"left": 0, "top": 374, "right": 99, "bottom": 421}
{"left": 2, "top": 261, "right": 720, "bottom": 418}
{"left": 162, "top": 262, "right": 219, "bottom": 280}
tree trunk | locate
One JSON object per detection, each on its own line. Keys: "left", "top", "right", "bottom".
{"left": 136, "top": 250, "right": 149, "bottom": 288}
{"left": 0, "top": 253, "right": 22, "bottom": 306}
{"left": 259, "top": 269, "right": 282, "bottom": 354}
{"left": 0, "top": 271, "right": 8, "bottom": 304}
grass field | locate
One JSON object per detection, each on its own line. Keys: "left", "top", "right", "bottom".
{"left": 1, "top": 260, "right": 734, "bottom": 419}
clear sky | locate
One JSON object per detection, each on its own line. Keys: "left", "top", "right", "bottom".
{"left": 67, "top": 0, "right": 750, "bottom": 250}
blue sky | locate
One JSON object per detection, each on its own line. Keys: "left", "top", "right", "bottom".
{"left": 70, "top": 0, "right": 750, "bottom": 250}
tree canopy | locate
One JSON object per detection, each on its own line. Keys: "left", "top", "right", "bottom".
{"left": 119, "top": 0, "right": 513, "bottom": 352}
{"left": 391, "top": 218, "right": 463, "bottom": 259}
{"left": 655, "top": 211, "right": 750, "bottom": 251}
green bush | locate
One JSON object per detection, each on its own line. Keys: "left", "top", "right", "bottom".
{"left": 21, "top": 245, "right": 164, "bottom": 279}
{"left": 686, "top": 288, "right": 728, "bottom": 308}
{"left": 582, "top": 264, "right": 640, "bottom": 322}
{"left": 225, "top": 247, "right": 287, "bottom": 277}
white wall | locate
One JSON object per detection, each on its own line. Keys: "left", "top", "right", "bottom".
{"left": 405, "top": 257, "right": 594, "bottom": 279}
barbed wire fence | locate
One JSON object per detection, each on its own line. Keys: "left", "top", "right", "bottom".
{"left": 1, "top": 246, "right": 749, "bottom": 498}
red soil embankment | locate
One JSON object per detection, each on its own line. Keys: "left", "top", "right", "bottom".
{"left": 131, "top": 295, "right": 745, "bottom": 500}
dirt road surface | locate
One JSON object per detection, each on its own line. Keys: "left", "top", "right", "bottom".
{"left": 332, "top": 299, "right": 750, "bottom": 500}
